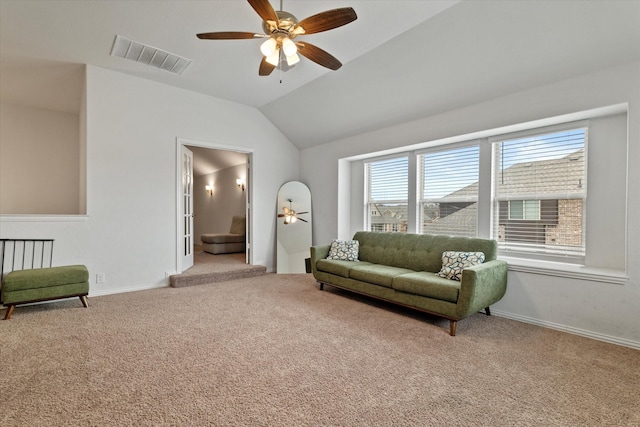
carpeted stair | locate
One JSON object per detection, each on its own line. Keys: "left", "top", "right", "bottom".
{"left": 169, "top": 264, "right": 267, "bottom": 288}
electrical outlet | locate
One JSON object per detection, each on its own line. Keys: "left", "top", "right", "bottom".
{"left": 96, "top": 273, "right": 106, "bottom": 283}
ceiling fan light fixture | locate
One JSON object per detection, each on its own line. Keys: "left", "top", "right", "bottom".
{"left": 286, "top": 52, "right": 300, "bottom": 66}
{"left": 260, "top": 37, "right": 277, "bottom": 57}
{"left": 197, "top": 1, "right": 358, "bottom": 76}
{"left": 265, "top": 48, "right": 280, "bottom": 66}
{"left": 282, "top": 37, "right": 297, "bottom": 56}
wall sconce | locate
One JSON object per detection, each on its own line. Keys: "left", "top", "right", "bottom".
{"left": 205, "top": 184, "right": 213, "bottom": 196}
{"left": 236, "top": 178, "right": 245, "bottom": 191}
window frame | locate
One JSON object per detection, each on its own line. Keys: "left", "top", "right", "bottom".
{"left": 363, "top": 155, "right": 409, "bottom": 233}
{"left": 489, "top": 122, "right": 588, "bottom": 263}
{"left": 417, "top": 142, "right": 481, "bottom": 238}
{"left": 508, "top": 200, "right": 541, "bottom": 221}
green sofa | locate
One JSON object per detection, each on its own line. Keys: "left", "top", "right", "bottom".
{"left": 310, "top": 231, "right": 508, "bottom": 336}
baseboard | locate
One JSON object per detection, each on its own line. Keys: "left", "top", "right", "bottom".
{"left": 492, "top": 309, "right": 640, "bottom": 350}
{"left": 89, "top": 283, "right": 167, "bottom": 298}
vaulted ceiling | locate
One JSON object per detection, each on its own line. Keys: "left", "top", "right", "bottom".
{"left": 1, "top": 1, "right": 639, "bottom": 149}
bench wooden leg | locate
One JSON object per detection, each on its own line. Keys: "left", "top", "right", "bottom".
{"left": 79, "top": 295, "right": 89, "bottom": 308}
{"left": 4, "top": 305, "right": 15, "bottom": 320}
{"left": 449, "top": 320, "right": 457, "bottom": 336}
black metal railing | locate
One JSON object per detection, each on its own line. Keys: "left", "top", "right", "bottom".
{"left": 0, "top": 239, "right": 54, "bottom": 279}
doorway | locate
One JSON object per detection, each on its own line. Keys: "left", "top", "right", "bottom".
{"left": 176, "top": 138, "right": 253, "bottom": 273}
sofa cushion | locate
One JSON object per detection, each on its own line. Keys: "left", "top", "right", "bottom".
{"left": 326, "top": 240, "right": 359, "bottom": 261}
{"left": 316, "top": 259, "right": 371, "bottom": 278}
{"left": 229, "top": 215, "right": 246, "bottom": 235}
{"left": 2, "top": 265, "right": 89, "bottom": 291}
{"left": 436, "top": 251, "right": 485, "bottom": 281}
{"left": 352, "top": 231, "right": 498, "bottom": 272}
{"left": 393, "top": 271, "right": 461, "bottom": 303}
{"left": 349, "top": 264, "right": 414, "bottom": 288}
{"left": 201, "top": 233, "right": 245, "bottom": 244}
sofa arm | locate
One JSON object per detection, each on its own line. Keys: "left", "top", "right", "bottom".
{"left": 455, "top": 260, "right": 508, "bottom": 318}
{"left": 310, "top": 245, "right": 331, "bottom": 276}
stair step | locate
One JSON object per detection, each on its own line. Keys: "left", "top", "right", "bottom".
{"left": 169, "top": 265, "right": 267, "bottom": 288}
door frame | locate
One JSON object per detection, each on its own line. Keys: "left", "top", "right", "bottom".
{"left": 175, "top": 137, "right": 254, "bottom": 273}
{"left": 180, "top": 145, "right": 195, "bottom": 271}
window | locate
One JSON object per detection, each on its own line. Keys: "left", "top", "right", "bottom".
{"left": 354, "top": 108, "right": 627, "bottom": 281}
{"left": 492, "top": 126, "right": 587, "bottom": 259}
{"left": 418, "top": 145, "right": 479, "bottom": 237}
{"left": 508, "top": 200, "right": 541, "bottom": 220}
{"left": 364, "top": 156, "right": 408, "bottom": 233}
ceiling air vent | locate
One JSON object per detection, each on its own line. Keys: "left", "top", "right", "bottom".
{"left": 110, "top": 35, "right": 192, "bottom": 75}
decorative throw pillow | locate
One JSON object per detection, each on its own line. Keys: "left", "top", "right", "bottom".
{"left": 326, "top": 239, "right": 359, "bottom": 261}
{"left": 436, "top": 251, "right": 485, "bottom": 281}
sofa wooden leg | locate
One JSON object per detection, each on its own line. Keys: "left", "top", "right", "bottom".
{"left": 79, "top": 295, "right": 89, "bottom": 308}
{"left": 485, "top": 307, "right": 491, "bottom": 316}
{"left": 319, "top": 282, "right": 324, "bottom": 291}
{"left": 4, "top": 305, "right": 15, "bottom": 320}
{"left": 449, "top": 320, "right": 457, "bottom": 336}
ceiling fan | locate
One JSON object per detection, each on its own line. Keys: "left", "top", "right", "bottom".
{"left": 196, "top": 0, "right": 357, "bottom": 76}
{"left": 278, "top": 199, "right": 308, "bottom": 224}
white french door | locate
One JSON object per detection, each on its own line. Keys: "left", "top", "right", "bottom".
{"left": 180, "top": 145, "right": 194, "bottom": 271}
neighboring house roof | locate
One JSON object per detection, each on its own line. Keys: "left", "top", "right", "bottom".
{"left": 423, "top": 203, "right": 478, "bottom": 237}
{"left": 370, "top": 204, "right": 407, "bottom": 225}
{"left": 446, "top": 149, "right": 585, "bottom": 199}
{"left": 421, "top": 149, "right": 585, "bottom": 236}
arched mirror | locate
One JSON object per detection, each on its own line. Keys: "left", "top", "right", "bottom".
{"left": 276, "top": 181, "right": 312, "bottom": 273}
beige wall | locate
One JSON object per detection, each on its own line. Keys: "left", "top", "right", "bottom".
{"left": 0, "top": 103, "right": 81, "bottom": 214}
{"left": 194, "top": 163, "right": 247, "bottom": 243}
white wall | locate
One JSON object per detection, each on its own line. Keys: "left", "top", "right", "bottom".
{"left": 0, "top": 65, "right": 299, "bottom": 294}
{"left": 300, "top": 61, "right": 640, "bottom": 348}
{"left": 194, "top": 163, "right": 246, "bottom": 242}
{"left": 0, "top": 103, "right": 81, "bottom": 214}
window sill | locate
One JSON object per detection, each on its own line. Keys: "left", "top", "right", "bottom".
{"left": 500, "top": 256, "right": 628, "bottom": 285}
{"left": 0, "top": 214, "right": 89, "bottom": 223}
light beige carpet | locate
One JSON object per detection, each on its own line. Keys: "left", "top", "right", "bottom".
{"left": 1, "top": 273, "right": 638, "bottom": 426}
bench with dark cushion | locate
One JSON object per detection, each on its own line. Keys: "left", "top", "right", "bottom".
{"left": 2, "top": 265, "right": 89, "bottom": 320}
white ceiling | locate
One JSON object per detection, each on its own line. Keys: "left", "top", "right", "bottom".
{"left": 0, "top": 1, "right": 457, "bottom": 110}
{"left": 187, "top": 145, "right": 247, "bottom": 177}
{"left": 1, "top": 1, "right": 639, "bottom": 149}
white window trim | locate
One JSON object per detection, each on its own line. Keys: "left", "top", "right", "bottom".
{"left": 501, "top": 256, "right": 628, "bottom": 285}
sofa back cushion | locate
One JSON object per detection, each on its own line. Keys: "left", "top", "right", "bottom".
{"left": 229, "top": 216, "right": 246, "bottom": 235}
{"left": 352, "top": 231, "right": 497, "bottom": 273}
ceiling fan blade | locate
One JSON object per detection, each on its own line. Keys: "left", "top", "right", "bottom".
{"left": 297, "top": 217, "right": 309, "bottom": 223}
{"left": 247, "top": 0, "right": 279, "bottom": 25}
{"left": 259, "top": 57, "right": 276, "bottom": 76}
{"left": 297, "top": 212, "right": 309, "bottom": 215}
{"left": 296, "top": 42, "right": 342, "bottom": 70}
{"left": 294, "top": 7, "right": 357, "bottom": 35}
{"left": 197, "top": 31, "right": 261, "bottom": 40}
{"left": 277, "top": 214, "right": 286, "bottom": 218}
